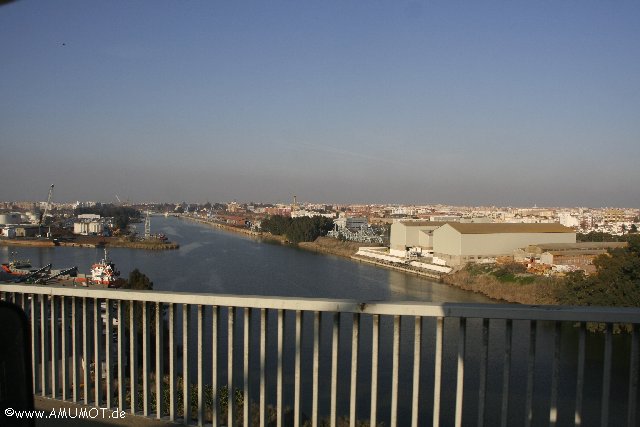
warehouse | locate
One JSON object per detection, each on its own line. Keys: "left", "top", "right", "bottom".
{"left": 389, "top": 220, "right": 446, "bottom": 257}
{"left": 432, "top": 223, "right": 576, "bottom": 267}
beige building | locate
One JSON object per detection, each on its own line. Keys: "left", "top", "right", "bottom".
{"left": 389, "top": 221, "right": 446, "bottom": 257}
{"left": 433, "top": 223, "right": 576, "bottom": 266}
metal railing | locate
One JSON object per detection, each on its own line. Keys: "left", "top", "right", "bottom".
{"left": 1, "top": 284, "right": 639, "bottom": 427}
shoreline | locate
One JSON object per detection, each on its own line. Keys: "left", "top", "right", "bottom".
{"left": 180, "top": 215, "right": 364, "bottom": 258}
{"left": 351, "top": 255, "right": 444, "bottom": 280}
{"left": 0, "top": 237, "right": 179, "bottom": 250}
{"left": 178, "top": 215, "right": 556, "bottom": 305}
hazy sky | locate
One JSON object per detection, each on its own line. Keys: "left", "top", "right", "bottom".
{"left": 1, "top": 1, "right": 639, "bottom": 207}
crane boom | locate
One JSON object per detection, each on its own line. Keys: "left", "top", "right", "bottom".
{"left": 38, "top": 184, "right": 54, "bottom": 237}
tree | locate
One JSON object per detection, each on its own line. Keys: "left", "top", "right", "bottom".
{"left": 125, "top": 268, "right": 153, "bottom": 290}
{"left": 122, "top": 268, "right": 156, "bottom": 334}
{"left": 260, "top": 215, "right": 334, "bottom": 243}
{"left": 557, "top": 235, "right": 640, "bottom": 308}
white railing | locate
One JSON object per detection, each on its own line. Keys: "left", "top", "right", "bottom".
{"left": 1, "top": 284, "right": 639, "bottom": 427}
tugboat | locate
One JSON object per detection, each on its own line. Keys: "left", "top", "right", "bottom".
{"left": 90, "top": 248, "right": 125, "bottom": 288}
{"left": 0, "top": 252, "right": 33, "bottom": 276}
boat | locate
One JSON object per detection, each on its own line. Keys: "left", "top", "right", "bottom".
{"left": 2, "top": 248, "right": 125, "bottom": 288}
{"left": 0, "top": 252, "right": 34, "bottom": 276}
{"left": 89, "top": 248, "right": 125, "bottom": 288}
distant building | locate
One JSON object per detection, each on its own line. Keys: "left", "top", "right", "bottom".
{"left": 74, "top": 220, "right": 108, "bottom": 236}
{"left": 0, "top": 212, "right": 27, "bottom": 225}
{"left": 1, "top": 227, "right": 16, "bottom": 238}
{"left": 334, "top": 215, "right": 368, "bottom": 230}
{"left": 14, "top": 226, "right": 39, "bottom": 238}
{"left": 291, "top": 210, "right": 335, "bottom": 219}
{"left": 518, "top": 242, "right": 628, "bottom": 274}
{"left": 558, "top": 212, "right": 580, "bottom": 228}
{"left": 78, "top": 214, "right": 101, "bottom": 221}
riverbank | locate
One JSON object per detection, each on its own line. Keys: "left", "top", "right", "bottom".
{"left": 0, "top": 238, "right": 56, "bottom": 247}
{"left": 442, "top": 267, "right": 561, "bottom": 305}
{"left": 0, "top": 236, "right": 179, "bottom": 250}
{"left": 351, "top": 255, "right": 444, "bottom": 280}
{"left": 180, "top": 216, "right": 363, "bottom": 257}
{"left": 298, "top": 236, "right": 367, "bottom": 258}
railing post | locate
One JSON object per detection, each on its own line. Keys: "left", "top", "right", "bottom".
{"left": 183, "top": 303, "right": 190, "bottom": 425}
{"left": 455, "top": 317, "right": 466, "bottom": 427}
{"left": 549, "top": 321, "right": 561, "bottom": 427}
{"left": 156, "top": 302, "right": 164, "bottom": 420}
{"left": 105, "top": 298, "right": 112, "bottom": 409}
{"left": 601, "top": 323, "right": 613, "bottom": 427}
{"left": 83, "top": 298, "right": 89, "bottom": 405}
{"left": 169, "top": 303, "right": 177, "bottom": 421}
{"left": 212, "top": 305, "right": 219, "bottom": 427}
{"left": 41, "top": 294, "right": 49, "bottom": 397}
{"left": 390, "top": 315, "right": 401, "bottom": 427}
{"left": 411, "top": 316, "right": 422, "bottom": 427}
{"left": 51, "top": 295, "right": 58, "bottom": 399}
{"left": 130, "top": 300, "right": 138, "bottom": 414}
{"left": 370, "top": 314, "right": 379, "bottom": 427}
{"left": 117, "top": 300, "right": 125, "bottom": 412}
{"left": 294, "top": 310, "right": 302, "bottom": 427}
{"left": 350, "top": 313, "right": 360, "bottom": 427}
{"left": 628, "top": 324, "right": 639, "bottom": 427}
{"left": 276, "top": 309, "right": 284, "bottom": 427}
{"left": 94, "top": 298, "right": 103, "bottom": 406}
{"left": 227, "top": 307, "right": 235, "bottom": 427}
{"left": 501, "top": 319, "right": 513, "bottom": 427}
{"left": 61, "top": 295, "right": 68, "bottom": 401}
{"left": 243, "top": 307, "right": 251, "bottom": 427}
{"left": 477, "top": 318, "right": 489, "bottom": 427}
{"left": 142, "top": 301, "right": 150, "bottom": 416}
{"left": 433, "top": 317, "right": 444, "bottom": 427}
{"left": 525, "top": 320, "right": 537, "bottom": 427}
{"left": 260, "top": 308, "right": 267, "bottom": 427}
{"left": 31, "top": 295, "right": 38, "bottom": 395}
{"left": 330, "top": 312, "right": 340, "bottom": 427}
{"left": 198, "top": 304, "right": 204, "bottom": 427}
{"left": 72, "top": 296, "right": 79, "bottom": 402}
{"left": 312, "top": 311, "right": 321, "bottom": 427}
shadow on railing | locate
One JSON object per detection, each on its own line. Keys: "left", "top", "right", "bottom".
{"left": 1, "top": 284, "right": 639, "bottom": 427}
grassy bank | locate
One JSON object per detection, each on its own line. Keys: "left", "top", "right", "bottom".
{"left": 298, "top": 236, "right": 373, "bottom": 258}
{"left": 442, "top": 264, "right": 561, "bottom": 305}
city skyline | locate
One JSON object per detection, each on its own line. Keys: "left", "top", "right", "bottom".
{"left": 1, "top": 1, "right": 639, "bottom": 207}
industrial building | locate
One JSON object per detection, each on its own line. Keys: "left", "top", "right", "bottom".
{"left": 389, "top": 220, "right": 446, "bottom": 257}
{"left": 0, "top": 212, "right": 28, "bottom": 225}
{"left": 432, "top": 223, "right": 576, "bottom": 266}
{"left": 515, "top": 241, "right": 627, "bottom": 261}
{"left": 521, "top": 242, "right": 628, "bottom": 274}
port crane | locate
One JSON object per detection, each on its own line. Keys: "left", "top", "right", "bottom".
{"left": 38, "top": 184, "right": 54, "bottom": 238}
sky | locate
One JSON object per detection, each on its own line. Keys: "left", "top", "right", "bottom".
{"left": 1, "top": 1, "right": 639, "bottom": 207}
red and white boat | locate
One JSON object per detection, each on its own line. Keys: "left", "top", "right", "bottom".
{"left": 90, "top": 248, "right": 125, "bottom": 287}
